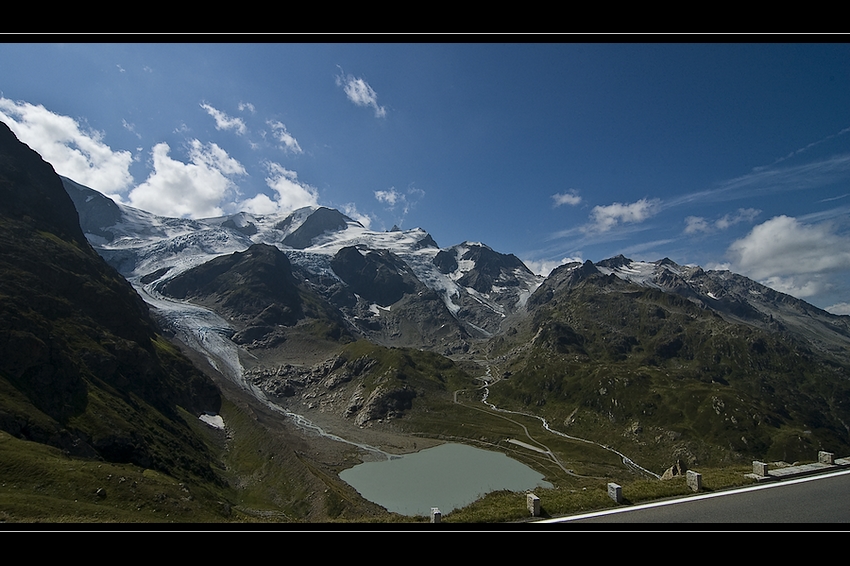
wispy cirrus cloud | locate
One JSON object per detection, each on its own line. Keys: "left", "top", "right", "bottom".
{"left": 336, "top": 69, "right": 386, "bottom": 118}
{"left": 200, "top": 102, "right": 247, "bottom": 135}
{"left": 374, "top": 185, "right": 425, "bottom": 227}
{"left": 753, "top": 125, "right": 850, "bottom": 172}
{"left": 684, "top": 207, "right": 760, "bottom": 234}
{"left": 665, "top": 153, "right": 850, "bottom": 211}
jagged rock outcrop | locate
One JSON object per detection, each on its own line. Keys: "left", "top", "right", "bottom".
{"left": 330, "top": 246, "right": 419, "bottom": 307}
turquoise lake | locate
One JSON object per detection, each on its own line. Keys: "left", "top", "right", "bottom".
{"left": 339, "top": 442, "right": 553, "bottom": 516}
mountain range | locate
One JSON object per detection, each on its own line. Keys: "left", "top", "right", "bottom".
{"left": 3, "top": 118, "right": 850, "bottom": 521}
{"left": 63, "top": 165, "right": 850, "bottom": 465}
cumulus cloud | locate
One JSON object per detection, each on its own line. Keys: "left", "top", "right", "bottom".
{"left": 0, "top": 97, "right": 134, "bottom": 196}
{"left": 584, "top": 198, "right": 660, "bottom": 233}
{"left": 267, "top": 120, "right": 303, "bottom": 154}
{"left": 375, "top": 188, "right": 399, "bottom": 206}
{"left": 826, "top": 302, "right": 850, "bottom": 316}
{"left": 340, "top": 203, "right": 373, "bottom": 230}
{"left": 200, "top": 102, "right": 247, "bottom": 135}
{"left": 238, "top": 102, "right": 255, "bottom": 114}
{"left": 523, "top": 256, "right": 584, "bottom": 277}
{"left": 684, "top": 216, "right": 711, "bottom": 234}
{"left": 685, "top": 208, "right": 760, "bottom": 234}
{"left": 336, "top": 70, "right": 386, "bottom": 118}
{"left": 127, "top": 140, "right": 246, "bottom": 218}
{"left": 759, "top": 276, "right": 825, "bottom": 298}
{"left": 727, "top": 215, "right": 850, "bottom": 299}
{"left": 552, "top": 190, "right": 582, "bottom": 207}
{"left": 238, "top": 161, "right": 318, "bottom": 216}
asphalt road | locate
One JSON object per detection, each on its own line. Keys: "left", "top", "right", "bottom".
{"left": 538, "top": 469, "right": 850, "bottom": 524}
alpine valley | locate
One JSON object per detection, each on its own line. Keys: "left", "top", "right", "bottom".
{"left": 3, "top": 121, "right": 850, "bottom": 523}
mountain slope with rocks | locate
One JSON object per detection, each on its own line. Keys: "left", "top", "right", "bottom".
{"left": 486, "top": 256, "right": 850, "bottom": 469}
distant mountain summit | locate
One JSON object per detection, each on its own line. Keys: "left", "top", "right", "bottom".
{"left": 282, "top": 207, "right": 359, "bottom": 249}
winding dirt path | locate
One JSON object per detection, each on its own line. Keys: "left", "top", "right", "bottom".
{"left": 453, "top": 363, "right": 660, "bottom": 480}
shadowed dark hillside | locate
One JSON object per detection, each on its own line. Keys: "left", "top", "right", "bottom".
{"left": 0, "top": 121, "right": 221, "bottom": 482}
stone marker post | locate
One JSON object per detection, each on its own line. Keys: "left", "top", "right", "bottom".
{"left": 607, "top": 482, "right": 622, "bottom": 503}
{"left": 527, "top": 493, "right": 540, "bottom": 517}
{"left": 430, "top": 507, "right": 441, "bottom": 523}
{"left": 753, "top": 461, "right": 768, "bottom": 476}
{"left": 686, "top": 470, "right": 702, "bottom": 492}
{"left": 818, "top": 451, "right": 835, "bottom": 465}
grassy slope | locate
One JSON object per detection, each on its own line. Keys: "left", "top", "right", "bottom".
{"left": 484, "top": 277, "right": 850, "bottom": 472}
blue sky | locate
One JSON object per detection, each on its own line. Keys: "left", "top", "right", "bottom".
{"left": 2, "top": 42, "right": 850, "bottom": 313}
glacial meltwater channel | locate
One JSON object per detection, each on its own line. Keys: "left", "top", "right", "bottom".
{"left": 339, "top": 442, "right": 553, "bottom": 517}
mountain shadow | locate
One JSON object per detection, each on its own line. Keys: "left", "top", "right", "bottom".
{"left": 0, "top": 121, "right": 222, "bottom": 484}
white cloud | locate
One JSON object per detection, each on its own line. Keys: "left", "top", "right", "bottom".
{"left": 716, "top": 208, "right": 760, "bottom": 230}
{"left": 375, "top": 188, "right": 399, "bottom": 206}
{"left": 759, "top": 275, "right": 824, "bottom": 298}
{"left": 336, "top": 71, "right": 386, "bottom": 118}
{"left": 685, "top": 208, "right": 760, "bottom": 234}
{"left": 267, "top": 120, "right": 303, "bottom": 154}
{"left": 237, "top": 193, "right": 279, "bottom": 216}
{"left": 826, "top": 302, "right": 850, "bottom": 316}
{"left": 728, "top": 216, "right": 850, "bottom": 279}
{"left": 122, "top": 119, "right": 142, "bottom": 140}
{"left": 684, "top": 216, "right": 711, "bottom": 234}
{"left": 200, "top": 102, "right": 247, "bottom": 135}
{"left": 374, "top": 186, "right": 425, "bottom": 220}
{"left": 127, "top": 140, "right": 246, "bottom": 218}
{"left": 239, "top": 161, "right": 318, "bottom": 215}
{"left": 340, "top": 203, "right": 373, "bottom": 230}
{"left": 0, "top": 97, "right": 134, "bottom": 196}
{"left": 727, "top": 215, "right": 850, "bottom": 300}
{"left": 585, "top": 198, "right": 659, "bottom": 233}
{"left": 552, "top": 190, "right": 582, "bottom": 207}
{"left": 238, "top": 102, "right": 255, "bottom": 114}
{"left": 523, "top": 256, "right": 584, "bottom": 277}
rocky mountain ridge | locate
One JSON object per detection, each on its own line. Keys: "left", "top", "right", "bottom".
{"left": 61, "top": 165, "right": 850, "bottom": 467}
{"left": 64, "top": 181, "right": 543, "bottom": 352}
